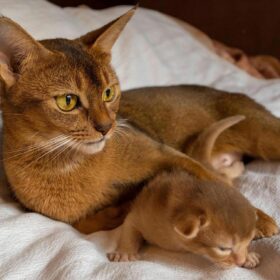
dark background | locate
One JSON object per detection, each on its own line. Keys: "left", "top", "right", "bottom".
{"left": 50, "top": 0, "right": 280, "bottom": 58}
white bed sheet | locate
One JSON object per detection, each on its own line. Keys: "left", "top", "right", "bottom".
{"left": 0, "top": 1, "right": 279, "bottom": 279}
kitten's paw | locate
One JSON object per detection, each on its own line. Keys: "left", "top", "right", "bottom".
{"left": 242, "top": 252, "right": 261, "bottom": 269}
{"left": 255, "top": 209, "right": 278, "bottom": 239}
{"left": 107, "top": 252, "right": 139, "bottom": 262}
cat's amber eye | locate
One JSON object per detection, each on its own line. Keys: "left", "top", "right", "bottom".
{"left": 56, "top": 94, "right": 79, "bottom": 112}
{"left": 102, "top": 87, "right": 115, "bottom": 102}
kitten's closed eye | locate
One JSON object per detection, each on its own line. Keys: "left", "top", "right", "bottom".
{"left": 213, "top": 246, "right": 232, "bottom": 256}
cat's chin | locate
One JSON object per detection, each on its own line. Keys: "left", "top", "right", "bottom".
{"left": 79, "top": 140, "right": 106, "bottom": 155}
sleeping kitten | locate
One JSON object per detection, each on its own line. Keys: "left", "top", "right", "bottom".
{"left": 108, "top": 170, "right": 260, "bottom": 269}
{"left": 107, "top": 116, "right": 260, "bottom": 268}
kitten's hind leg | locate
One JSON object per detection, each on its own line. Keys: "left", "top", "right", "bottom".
{"left": 211, "top": 153, "right": 245, "bottom": 180}
{"left": 107, "top": 214, "right": 143, "bottom": 262}
{"left": 255, "top": 208, "right": 279, "bottom": 239}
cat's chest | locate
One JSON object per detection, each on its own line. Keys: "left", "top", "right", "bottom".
{"left": 5, "top": 157, "right": 117, "bottom": 222}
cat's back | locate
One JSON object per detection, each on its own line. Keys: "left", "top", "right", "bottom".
{"left": 119, "top": 86, "right": 224, "bottom": 148}
{"left": 120, "top": 85, "right": 220, "bottom": 121}
{"left": 119, "top": 85, "right": 256, "bottom": 149}
{"left": 121, "top": 85, "right": 221, "bottom": 103}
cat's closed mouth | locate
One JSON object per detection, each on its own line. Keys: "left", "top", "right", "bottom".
{"left": 79, "top": 138, "right": 106, "bottom": 154}
{"left": 84, "top": 139, "right": 104, "bottom": 145}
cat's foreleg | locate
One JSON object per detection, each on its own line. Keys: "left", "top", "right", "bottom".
{"left": 73, "top": 202, "right": 130, "bottom": 234}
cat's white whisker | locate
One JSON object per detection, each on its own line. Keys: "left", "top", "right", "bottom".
{"left": 114, "top": 127, "right": 129, "bottom": 140}
{"left": 20, "top": 141, "right": 70, "bottom": 174}
{"left": 5, "top": 134, "right": 66, "bottom": 155}
{"left": 49, "top": 139, "right": 75, "bottom": 163}
{"left": 117, "top": 118, "right": 130, "bottom": 129}
{"left": 3, "top": 135, "right": 70, "bottom": 161}
{"left": 35, "top": 138, "right": 73, "bottom": 162}
{"left": 9, "top": 137, "right": 75, "bottom": 176}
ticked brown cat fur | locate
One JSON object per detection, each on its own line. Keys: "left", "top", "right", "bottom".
{"left": 0, "top": 9, "right": 277, "bottom": 237}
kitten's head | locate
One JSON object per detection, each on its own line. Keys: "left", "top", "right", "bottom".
{"left": 170, "top": 175, "right": 257, "bottom": 268}
{"left": 0, "top": 8, "right": 135, "bottom": 155}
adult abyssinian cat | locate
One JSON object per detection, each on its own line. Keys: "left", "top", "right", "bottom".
{"left": 0, "top": 9, "right": 223, "bottom": 222}
{"left": 108, "top": 170, "right": 260, "bottom": 269}
{"left": 0, "top": 9, "right": 277, "bottom": 237}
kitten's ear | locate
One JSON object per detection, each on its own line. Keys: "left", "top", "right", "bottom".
{"left": 0, "top": 17, "right": 50, "bottom": 89}
{"left": 76, "top": 6, "right": 136, "bottom": 55}
{"left": 174, "top": 209, "right": 209, "bottom": 239}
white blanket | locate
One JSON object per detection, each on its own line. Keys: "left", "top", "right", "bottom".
{"left": 0, "top": 1, "right": 279, "bottom": 279}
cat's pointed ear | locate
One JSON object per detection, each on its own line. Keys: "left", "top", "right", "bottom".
{"left": 76, "top": 6, "right": 137, "bottom": 55}
{"left": 174, "top": 209, "right": 209, "bottom": 239}
{"left": 0, "top": 17, "right": 50, "bottom": 89}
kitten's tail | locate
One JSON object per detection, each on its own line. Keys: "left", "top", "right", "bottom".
{"left": 189, "top": 115, "right": 245, "bottom": 166}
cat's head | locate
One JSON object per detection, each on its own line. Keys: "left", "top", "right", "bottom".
{"left": 171, "top": 179, "right": 257, "bottom": 268}
{"left": 0, "top": 8, "right": 135, "bottom": 155}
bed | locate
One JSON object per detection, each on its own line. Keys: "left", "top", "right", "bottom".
{"left": 0, "top": 0, "right": 279, "bottom": 279}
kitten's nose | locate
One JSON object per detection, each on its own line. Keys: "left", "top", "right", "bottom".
{"left": 94, "top": 123, "right": 112, "bottom": 135}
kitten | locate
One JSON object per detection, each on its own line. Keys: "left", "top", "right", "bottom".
{"left": 107, "top": 116, "right": 260, "bottom": 268}
{"left": 107, "top": 170, "right": 260, "bottom": 269}
{"left": 120, "top": 85, "right": 280, "bottom": 178}
{"left": 0, "top": 8, "right": 277, "bottom": 238}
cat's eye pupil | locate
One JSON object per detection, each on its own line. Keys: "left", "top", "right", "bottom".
{"left": 102, "top": 87, "right": 115, "bottom": 102}
{"left": 106, "top": 88, "right": 111, "bottom": 97}
{"left": 66, "top": 95, "right": 72, "bottom": 106}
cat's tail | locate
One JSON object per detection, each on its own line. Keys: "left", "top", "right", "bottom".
{"left": 188, "top": 115, "right": 245, "bottom": 166}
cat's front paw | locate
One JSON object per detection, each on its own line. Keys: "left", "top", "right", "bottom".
{"left": 255, "top": 209, "right": 278, "bottom": 239}
{"left": 242, "top": 252, "right": 261, "bottom": 269}
{"left": 107, "top": 252, "right": 139, "bottom": 262}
